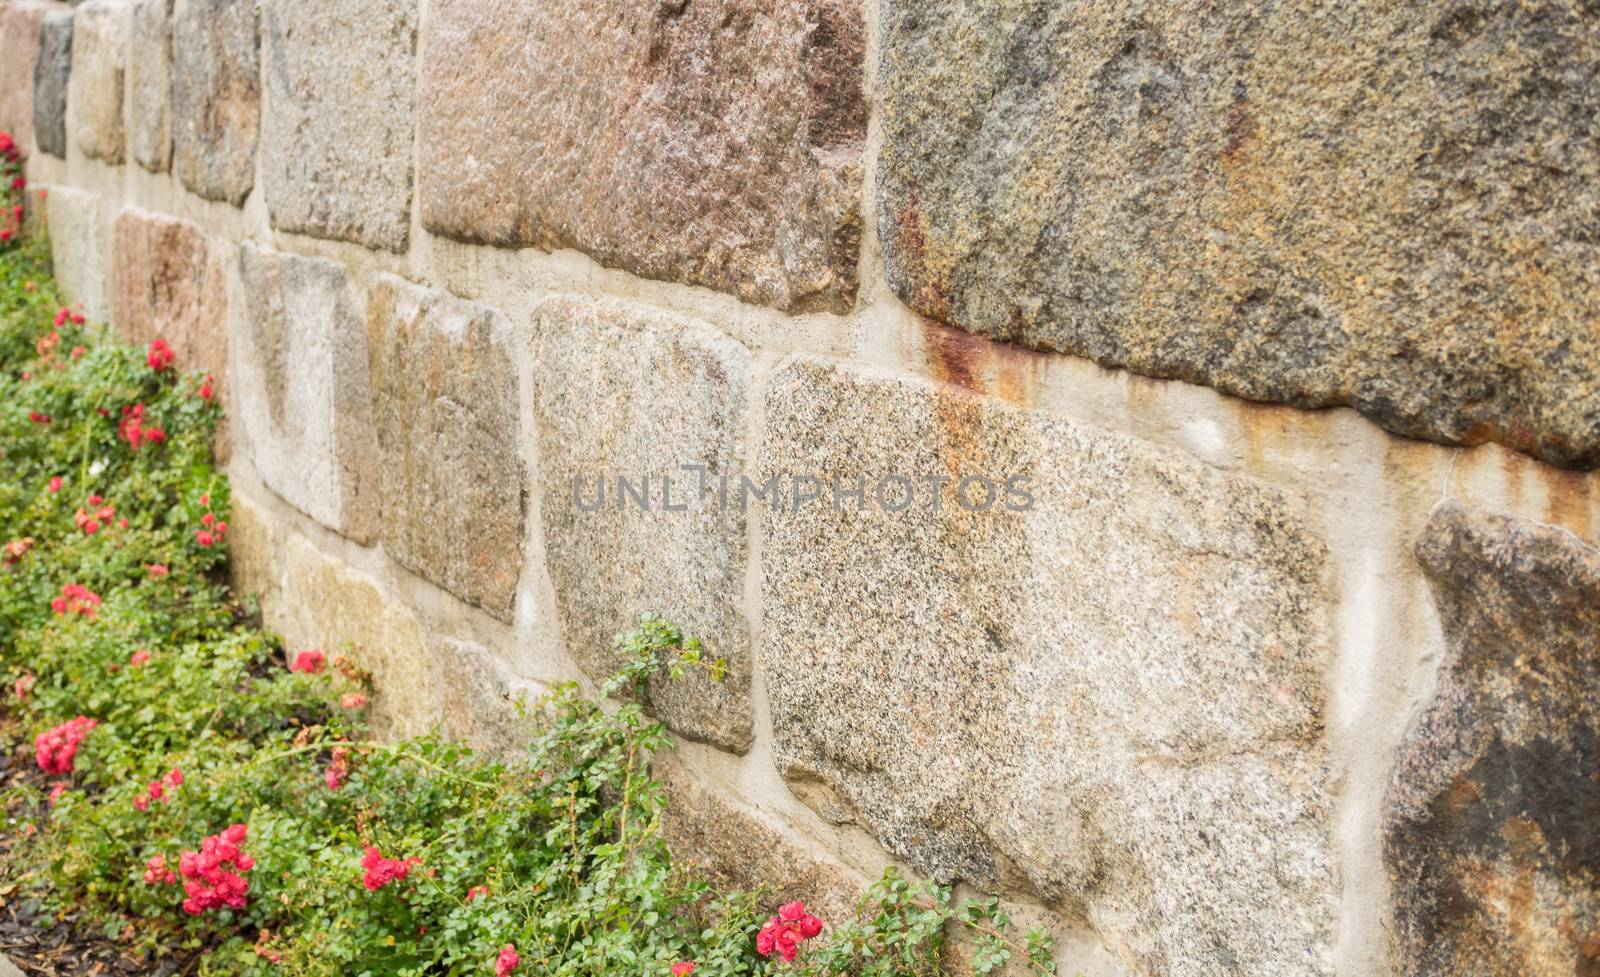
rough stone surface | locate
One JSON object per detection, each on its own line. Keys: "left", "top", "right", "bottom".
{"left": 429, "top": 637, "right": 542, "bottom": 754}
{"left": 277, "top": 534, "right": 435, "bottom": 740}
{"left": 654, "top": 756, "right": 863, "bottom": 923}
{"left": 260, "top": 0, "right": 416, "bottom": 251}
{"left": 760, "top": 355, "right": 1337, "bottom": 977}
{"left": 529, "top": 294, "right": 753, "bottom": 752}
{"left": 171, "top": 0, "right": 258, "bottom": 204}
{"left": 418, "top": 0, "right": 865, "bottom": 313}
{"left": 1386, "top": 502, "right": 1600, "bottom": 977}
{"left": 226, "top": 486, "right": 278, "bottom": 606}
{"left": 66, "top": 0, "right": 127, "bottom": 163}
{"left": 128, "top": 0, "right": 171, "bottom": 172}
{"left": 878, "top": 2, "right": 1600, "bottom": 469}
{"left": 235, "top": 243, "right": 379, "bottom": 543}
{"left": 0, "top": 1, "right": 57, "bottom": 154}
{"left": 366, "top": 275, "right": 523, "bottom": 622}
{"left": 110, "top": 208, "right": 226, "bottom": 386}
{"left": 31, "top": 9, "right": 72, "bottom": 158}
{"left": 45, "top": 185, "right": 108, "bottom": 320}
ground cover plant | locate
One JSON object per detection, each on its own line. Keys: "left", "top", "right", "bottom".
{"left": 0, "top": 152, "right": 1061, "bottom": 977}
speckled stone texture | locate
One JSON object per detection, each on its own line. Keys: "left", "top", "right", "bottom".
{"left": 418, "top": 0, "right": 865, "bottom": 313}
{"left": 31, "top": 9, "right": 72, "bottom": 158}
{"left": 366, "top": 275, "right": 523, "bottom": 622}
{"left": 66, "top": 0, "right": 127, "bottom": 163}
{"left": 45, "top": 185, "right": 107, "bottom": 320}
{"left": 128, "top": 0, "right": 171, "bottom": 173}
{"left": 0, "top": 1, "right": 58, "bottom": 154}
{"left": 171, "top": 0, "right": 258, "bottom": 204}
{"left": 235, "top": 243, "right": 380, "bottom": 543}
{"left": 110, "top": 208, "right": 229, "bottom": 452}
{"left": 260, "top": 0, "right": 416, "bottom": 251}
{"left": 878, "top": 2, "right": 1600, "bottom": 469}
{"left": 1386, "top": 502, "right": 1600, "bottom": 977}
{"left": 429, "top": 637, "right": 543, "bottom": 754}
{"left": 654, "top": 756, "right": 863, "bottom": 923}
{"left": 760, "top": 355, "right": 1337, "bottom": 977}
{"left": 529, "top": 293, "right": 754, "bottom": 752}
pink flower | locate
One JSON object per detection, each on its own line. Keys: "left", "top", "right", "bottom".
{"left": 290, "top": 650, "right": 325, "bottom": 674}
{"left": 133, "top": 794, "right": 150, "bottom": 812}
{"left": 47, "top": 783, "right": 68, "bottom": 805}
{"left": 178, "top": 824, "right": 252, "bottom": 914}
{"left": 144, "top": 855, "right": 176, "bottom": 885}
{"left": 47, "top": 476, "right": 61, "bottom": 493}
{"left": 340, "top": 693, "right": 368, "bottom": 710}
{"left": 466, "top": 885, "right": 490, "bottom": 902}
{"left": 360, "top": 846, "right": 421, "bottom": 891}
{"left": 146, "top": 338, "right": 175, "bottom": 372}
{"left": 130, "top": 649, "right": 151, "bottom": 667}
{"left": 34, "top": 716, "right": 97, "bottom": 774}
{"left": 13, "top": 674, "right": 34, "bottom": 700}
{"left": 195, "top": 530, "right": 215, "bottom": 547}
{"left": 672, "top": 963, "right": 696, "bottom": 977}
{"left": 146, "top": 564, "right": 169, "bottom": 577}
{"left": 324, "top": 747, "right": 350, "bottom": 791}
{"left": 756, "top": 903, "right": 824, "bottom": 963}
{"left": 496, "top": 945, "right": 520, "bottom": 977}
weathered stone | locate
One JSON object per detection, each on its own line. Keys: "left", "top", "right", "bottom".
{"left": 171, "top": 0, "right": 258, "bottom": 204}
{"left": 529, "top": 294, "right": 753, "bottom": 752}
{"left": 366, "top": 275, "right": 523, "bottom": 621}
{"left": 128, "top": 0, "right": 171, "bottom": 173}
{"left": 417, "top": 0, "right": 865, "bottom": 313}
{"left": 259, "top": 0, "right": 416, "bottom": 251}
{"left": 110, "top": 208, "right": 226, "bottom": 385}
{"left": 878, "top": 2, "right": 1600, "bottom": 469}
{"left": 1385, "top": 502, "right": 1600, "bottom": 977}
{"left": 654, "top": 756, "right": 863, "bottom": 923}
{"left": 45, "top": 185, "right": 108, "bottom": 320}
{"left": 277, "top": 534, "right": 434, "bottom": 740}
{"left": 760, "top": 355, "right": 1337, "bottom": 977}
{"left": 66, "top": 0, "right": 127, "bottom": 164}
{"left": 226, "top": 486, "right": 279, "bottom": 608}
{"left": 0, "top": 1, "right": 58, "bottom": 154}
{"left": 31, "top": 9, "right": 72, "bottom": 158}
{"left": 429, "top": 637, "right": 542, "bottom": 754}
{"left": 235, "top": 243, "right": 379, "bottom": 543}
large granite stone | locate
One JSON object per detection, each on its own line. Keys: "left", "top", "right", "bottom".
{"left": 171, "top": 0, "right": 258, "bottom": 204}
{"left": 110, "top": 208, "right": 227, "bottom": 406}
{"left": 277, "top": 534, "right": 435, "bottom": 741}
{"left": 760, "top": 355, "right": 1337, "bottom": 977}
{"left": 66, "top": 0, "right": 127, "bottom": 164}
{"left": 654, "top": 756, "right": 863, "bottom": 924}
{"left": 32, "top": 9, "right": 72, "bottom": 158}
{"left": 1385, "top": 502, "right": 1600, "bottom": 977}
{"left": 128, "top": 0, "right": 171, "bottom": 173}
{"left": 417, "top": 0, "right": 865, "bottom": 313}
{"left": 878, "top": 2, "right": 1600, "bottom": 469}
{"left": 366, "top": 275, "right": 523, "bottom": 621}
{"left": 45, "top": 185, "right": 107, "bottom": 320}
{"left": 529, "top": 294, "right": 754, "bottom": 752}
{"left": 0, "top": 1, "right": 58, "bottom": 154}
{"left": 260, "top": 0, "right": 416, "bottom": 251}
{"left": 429, "top": 637, "right": 543, "bottom": 755}
{"left": 235, "top": 243, "right": 379, "bottom": 543}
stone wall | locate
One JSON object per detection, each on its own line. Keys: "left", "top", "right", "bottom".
{"left": 2, "top": 1, "right": 1597, "bottom": 975}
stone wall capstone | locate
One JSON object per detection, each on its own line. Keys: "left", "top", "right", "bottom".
{"left": 171, "top": 0, "right": 259, "bottom": 204}
{"left": 260, "top": 0, "right": 417, "bottom": 251}
{"left": 65, "top": 0, "right": 126, "bottom": 164}
{"left": 877, "top": 1, "right": 1600, "bottom": 469}
{"left": 31, "top": 8, "right": 72, "bottom": 158}
{"left": 417, "top": 0, "right": 866, "bottom": 313}
{"left": 128, "top": 0, "right": 172, "bottom": 173}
